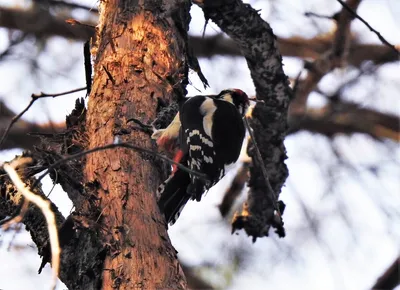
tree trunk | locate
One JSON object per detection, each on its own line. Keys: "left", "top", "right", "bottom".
{"left": 83, "top": 1, "right": 189, "bottom": 289}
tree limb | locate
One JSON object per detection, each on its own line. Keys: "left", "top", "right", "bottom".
{"left": 289, "top": 0, "right": 362, "bottom": 115}
{"left": 1, "top": 7, "right": 397, "bottom": 68}
{"left": 195, "top": 0, "right": 290, "bottom": 240}
{"left": 3, "top": 157, "right": 61, "bottom": 290}
{"left": 371, "top": 256, "right": 400, "bottom": 290}
{"left": 0, "top": 153, "right": 67, "bottom": 287}
{"left": 190, "top": 34, "right": 399, "bottom": 67}
{"left": 0, "top": 87, "right": 86, "bottom": 150}
{"left": 336, "top": 0, "right": 399, "bottom": 55}
{"left": 0, "top": 7, "right": 94, "bottom": 41}
{"left": 288, "top": 102, "right": 400, "bottom": 142}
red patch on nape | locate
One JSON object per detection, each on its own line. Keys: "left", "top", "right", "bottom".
{"left": 233, "top": 89, "right": 245, "bottom": 95}
{"left": 233, "top": 89, "right": 249, "bottom": 102}
{"left": 172, "top": 149, "right": 184, "bottom": 173}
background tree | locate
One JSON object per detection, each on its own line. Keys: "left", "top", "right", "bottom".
{"left": 0, "top": 0, "right": 399, "bottom": 289}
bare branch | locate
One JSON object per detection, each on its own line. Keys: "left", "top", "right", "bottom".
{"left": 289, "top": 0, "right": 362, "bottom": 115}
{"left": 196, "top": 0, "right": 290, "bottom": 240}
{"left": 45, "top": 0, "right": 99, "bottom": 13}
{"left": 3, "top": 157, "right": 60, "bottom": 290}
{"left": 243, "top": 117, "right": 280, "bottom": 214}
{"left": 0, "top": 7, "right": 95, "bottom": 41}
{"left": 336, "top": 0, "right": 400, "bottom": 56}
{"left": 0, "top": 87, "right": 86, "bottom": 149}
{"left": 0, "top": 7, "right": 397, "bottom": 68}
{"left": 371, "top": 256, "right": 400, "bottom": 290}
{"left": 304, "top": 11, "right": 336, "bottom": 20}
{"left": 288, "top": 102, "right": 400, "bottom": 141}
{"left": 219, "top": 162, "right": 249, "bottom": 217}
{"left": 33, "top": 142, "right": 209, "bottom": 190}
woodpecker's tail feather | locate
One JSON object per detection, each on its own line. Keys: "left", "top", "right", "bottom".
{"left": 157, "top": 168, "right": 191, "bottom": 225}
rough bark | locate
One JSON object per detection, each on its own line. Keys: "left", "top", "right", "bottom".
{"left": 1, "top": 0, "right": 193, "bottom": 289}
{"left": 83, "top": 0, "right": 190, "bottom": 289}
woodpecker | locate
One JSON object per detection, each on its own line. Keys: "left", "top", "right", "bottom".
{"left": 155, "top": 89, "right": 249, "bottom": 225}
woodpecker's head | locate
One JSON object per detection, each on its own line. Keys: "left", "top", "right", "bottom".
{"left": 218, "top": 89, "right": 250, "bottom": 116}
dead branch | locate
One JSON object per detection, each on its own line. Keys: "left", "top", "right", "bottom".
{"left": 290, "top": 0, "right": 362, "bottom": 115}
{"left": 0, "top": 7, "right": 95, "bottom": 40}
{"left": 219, "top": 162, "right": 249, "bottom": 217}
{"left": 189, "top": 35, "right": 399, "bottom": 68}
{"left": 0, "top": 7, "right": 397, "bottom": 69}
{"left": 3, "top": 157, "right": 60, "bottom": 290}
{"left": 336, "top": 0, "right": 399, "bottom": 55}
{"left": 0, "top": 100, "right": 65, "bottom": 150}
{"left": 288, "top": 102, "right": 400, "bottom": 141}
{"left": 0, "top": 87, "right": 86, "bottom": 149}
{"left": 0, "top": 154, "right": 67, "bottom": 287}
{"left": 371, "top": 256, "right": 400, "bottom": 290}
{"left": 195, "top": 0, "right": 290, "bottom": 240}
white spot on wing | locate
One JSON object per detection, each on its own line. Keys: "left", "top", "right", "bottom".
{"left": 188, "top": 130, "right": 213, "bottom": 147}
{"left": 204, "top": 155, "right": 213, "bottom": 163}
{"left": 189, "top": 145, "right": 202, "bottom": 151}
{"left": 200, "top": 98, "right": 217, "bottom": 138}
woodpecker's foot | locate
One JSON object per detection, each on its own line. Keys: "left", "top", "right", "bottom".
{"left": 126, "top": 118, "right": 153, "bottom": 135}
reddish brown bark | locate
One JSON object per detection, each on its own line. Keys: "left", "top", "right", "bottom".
{"left": 83, "top": 1, "right": 189, "bottom": 289}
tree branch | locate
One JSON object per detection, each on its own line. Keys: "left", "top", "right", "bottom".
{"left": 288, "top": 101, "right": 400, "bottom": 142}
{"left": 3, "top": 157, "right": 61, "bottom": 290}
{"left": 0, "top": 6, "right": 397, "bottom": 69}
{"left": 0, "top": 154, "right": 66, "bottom": 287}
{"left": 195, "top": 0, "right": 290, "bottom": 240}
{"left": 289, "top": 0, "right": 362, "bottom": 115}
{"left": 336, "top": 0, "right": 399, "bottom": 56}
{"left": 0, "top": 7, "right": 94, "bottom": 41}
{"left": 371, "top": 256, "right": 400, "bottom": 290}
{"left": 190, "top": 34, "right": 399, "bottom": 67}
{"left": 0, "top": 87, "right": 86, "bottom": 149}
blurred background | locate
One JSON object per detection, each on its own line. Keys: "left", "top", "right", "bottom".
{"left": 0, "top": 0, "right": 399, "bottom": 289}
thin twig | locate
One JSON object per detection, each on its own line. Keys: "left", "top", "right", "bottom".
{"left": 244, "top": 117, "right": 281, "bottom": 216}
{"left": 336, "top": 0, "right": 399, "bottom": 56}
{"left": 3, "top": 158, "right": 60, "bottom": 290}
{"left": 304, "top": 12, "right": 335, "bottom": 20}
{"left": 0, "top": 33, "right": 27, "bottom": 61}
{"left": 1, "top": 199, "right": 29, "bottom": 229}
{"left": 46, "top": 170, "right": 58, "bottom": 198}
{"left": 47, "top": 0, "right": 99, "bottom": 13}
{"left": 32, "top": 142, "right": 208, "bottom": 189}
{"left": 0, "top": 87, "right": 87, "bottom": 149}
